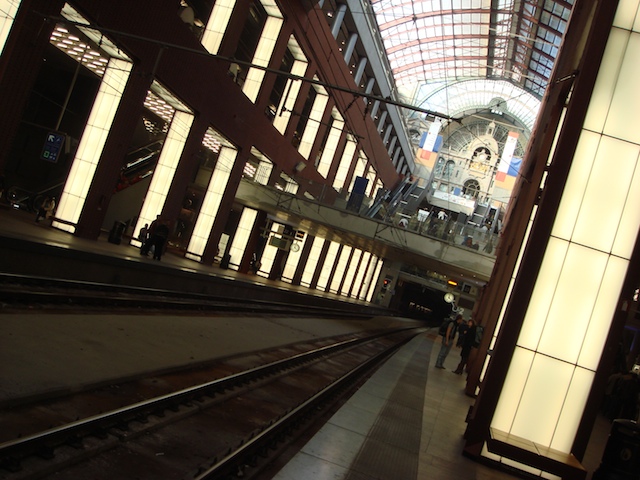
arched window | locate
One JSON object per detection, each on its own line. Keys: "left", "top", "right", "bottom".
{"left": 463, "top": 179, "right": 480, "bottom": 198}
{"left": 443, "top": 160, "right": 455, "bottom": 178}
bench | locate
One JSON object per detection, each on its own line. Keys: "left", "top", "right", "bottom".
{"left": 488, "top": 428, "right": 587, "bottom": 480}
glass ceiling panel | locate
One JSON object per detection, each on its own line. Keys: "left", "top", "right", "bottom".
{"left": 416, "top": 79, "right": 540, "bottom": 131}
{"left": 368, "top": 0, "right": 574, "bottom": 128}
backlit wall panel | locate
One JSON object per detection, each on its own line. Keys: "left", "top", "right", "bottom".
{"left": 0, "top": 0, "right": 19, "bottom": 56}
{"left": 348, "top": 152, "right": 367, "bottom": 192}
{"left": 317, "top": 109, "right": 344, "bottom": 177}
{"left": 135, "top": 110, "right": 194, "bottom": 236}
{"left": 329, "top": 246, "right": 351, "bottom": 294}
{"left": 201, "top": 0, "right": 236, "bottom": 54}
{"left": 243, "top": 13, "right": 283, "bottom": 102}
{"left": 352, "top": 251, "right": 370, "bottom": 299}
{"left": 333, "top": 135, "right": 357, "bottom": 191}
{"left": 55, "top": 57, "right": 132, "bottom": 232}
{"left": 366, "top": 258, "right": 383, "bottom": 302}
{"left": 340, "top": 248, "right": 359, "bottom": 296}
{"left": 490, "top": 0, "right": 640, "bottom": 457}
{"left": 281, "top": 236, "right": 303, "bottom": 282}
{"left": 257, "top": 223, "right": 280, "bottom": 278}
{"left": 228, "top": 208, "right": 258, "bottom": 270}
{"left": 273, "top": 51, "right": 308, "bottom": 134}
{"left": 298, "top": 84, "right": 329, "bottom": 159}
{"left": 300, "top": 236, "right": 323, "bottom": 287}
{"left": 186, "top": 145, "right": 237, "bottom": 260}
{"left": 316, "top": 241, "right": 340, "bottom": 290}
{"left": 358, "top": 253, "right": 375, "bottom": 300}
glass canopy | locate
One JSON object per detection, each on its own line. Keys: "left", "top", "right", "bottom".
{"left": 370, "top": 0, "right": 574, "bottom": 126}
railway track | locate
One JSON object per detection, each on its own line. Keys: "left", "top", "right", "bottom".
{"left": 0, "top": 273, "right": 385, "bottom": 318}
{"left": 0, "top": 327, "right": 425, "bottom": 479}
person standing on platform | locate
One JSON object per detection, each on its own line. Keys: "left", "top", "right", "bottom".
{"left": 138, "top": 223, "right": 149, "bottom": 251}
{"left": 435, "top": 314, "right": 463, "bottom": 369}
{"left": 454, "top": 319, "right": 477, "bottom": 375}
{"left": 152, "top": 219, "right": 170, "bottom": 261}
{"left": 35, "top": 196, "right": 55, "bottom": 223}
{"left": 141, "top": 215, "right": 159, "bottom": 256}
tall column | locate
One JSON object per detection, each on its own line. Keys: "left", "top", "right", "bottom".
{"left": 161, "top": 115, "right": 210, "bottom": 224}
{"left": 343, "top": 33, "right": 357, "bottom": 63}
{"left": 56, "top": 56, "right": 134, "bottom": 234}
{"left": 354, "top": 57, "right": 367, "bottom": 85}
{"left": 200, "top": 148, "right": 247, "bottom": 264}
{"left": 330, "top": 4, "right": 346, "bottom": 38}
{"left": 75, "top": 63, "right": 152, "bottom": 239}
{"left": 464, "top": 0, "right": 640, "bottom": 475}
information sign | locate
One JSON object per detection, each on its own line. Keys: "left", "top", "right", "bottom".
{"left": 40, "top": 132, "right": 66, "bottom": 163}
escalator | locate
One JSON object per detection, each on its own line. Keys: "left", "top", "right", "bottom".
{"left": 115, "top": 140, "right": 163, "bottom": 192}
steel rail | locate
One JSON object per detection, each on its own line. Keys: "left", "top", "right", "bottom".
{"left": 0, "top": 328, "right": 418, "bottom": 464}
{"left": 0, "top": 273, "right": 387, "bottom": 317}
{"left": 192, "top": 330, "right": 421, "bottom": 479}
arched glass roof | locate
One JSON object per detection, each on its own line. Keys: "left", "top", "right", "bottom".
{"left": 416, "top": 79, "right": 540, "bottom": 130}
{"left": 370, "top": 0, "right": 574, "bottom": 127}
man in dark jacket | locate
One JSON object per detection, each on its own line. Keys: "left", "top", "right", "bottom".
{"left": 454, "top": 319, "right": 477, "bottom": 374}
{"left": 435, "top": 314, "right": 463, "bottom": 369}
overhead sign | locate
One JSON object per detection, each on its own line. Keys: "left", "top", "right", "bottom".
{"left": 41, "top": 132, "right": 66, "bottom": 163}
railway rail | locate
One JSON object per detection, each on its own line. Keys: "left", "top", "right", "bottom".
{"left": 0, "top": 273, "right": 386, "bottom": 318}
{"left": 0, "top": 327, "right": 425, "bottom": 479}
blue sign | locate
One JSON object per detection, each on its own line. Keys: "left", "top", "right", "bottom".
{"left": 41, "top": 132, "right": 66, "bottom": 163}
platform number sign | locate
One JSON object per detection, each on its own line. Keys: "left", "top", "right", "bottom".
{"left": 41, "top": 132, "right": 66, "bottom": 163}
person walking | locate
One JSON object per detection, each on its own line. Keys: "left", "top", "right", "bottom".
{"left": 140, "top": 216, "right": 159, "bottom": 256}
{"left": 35, "top": 196, "right": 55, "bottom": 223}
{"left": 435, "top": 314, "right": 463, "bottom": 369}
{"left": 454, "top": 319, "right": 477, "bottom": 374}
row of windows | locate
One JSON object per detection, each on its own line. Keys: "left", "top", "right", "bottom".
{"left": 178, "top": 0, "right": 409, "bottom": 180}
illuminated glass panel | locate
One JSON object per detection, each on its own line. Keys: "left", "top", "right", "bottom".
{"left": 135, "top": 109, "right": 194, "bottom": 236}
{"left": 54, "top": 57, "right": 133, "bottom": 232}
{"left": 300, "top": 236, "right": 323, "bottom": 287}
{"left": 333, "top": 135, "right": 357, "bottom": 191}
{"left": 340, "top": 248, "right": 360, "bottom": 297}
{"left": 243, "top": 12, "right": 283, "bottom": 102}
{"left": 348, "top": 151, "right": 367, "bottom": 193}
{"left": 329, "top": 246, "right": 351, "bottom": 294}
{"left": 187, "top": 143, "right": 237, "bottom": 260}
{"left": 0, "top": 0, "right": 20, "bottom": 56}
{"left": 365, "top": 258, "right": 383, "bottom": 302}
{"left": 273, "top": 51, "right": 308, "bottom": 134}
{"left": 317, "top": 108, "right": 344, "bottom": 178}
{"left": 315, "top": 241, "right": 339, "bottom": 290}
{"left": 228, "top": 208, "right": 258, "bottom": 271}
{"left": 358, "top": 253, "right": 375, "bottom": 300}
{"left": 281, "top": 234, "right": 303, "bottom": 282}
{"left": 257, "top": 223, "right": 279, "bottom": 278}
{"left": 490, "top": 3, "right": 640, "bottom": 460}
{"left": 201, "top": 0, "right": 236, "bottom": 54}
{"left": 352, "top": 251, "right": 370, "bottom": 299}
{"left": 298, "top": 83, "right": 329, "bottom": 159}
{"left": 365, "top": 168, "right": 376, "bottom": 196}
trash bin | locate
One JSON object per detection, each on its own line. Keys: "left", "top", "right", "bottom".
{"left": 220, "top": 253, "right": 231, "bottom": 269}
{"left": 108, "top": 221, "right": 126, "bottom": 245}
{"left": 593, "top": 419, "right": 640, "bottom": 480}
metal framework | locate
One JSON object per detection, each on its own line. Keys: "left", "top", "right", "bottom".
{"left": 370, "top": 0, "right": 574, "bottom": 123}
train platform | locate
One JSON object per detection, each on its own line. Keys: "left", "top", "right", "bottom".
{"left": 0, "top": 206, "right": 381, "bottom": 315}
{"left": 0, "top": 206, "right": 608, "bottom": 479}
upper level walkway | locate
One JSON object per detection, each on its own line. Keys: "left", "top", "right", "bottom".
{"left": 235, "top": 178, "right": 498, "bottom": 282}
